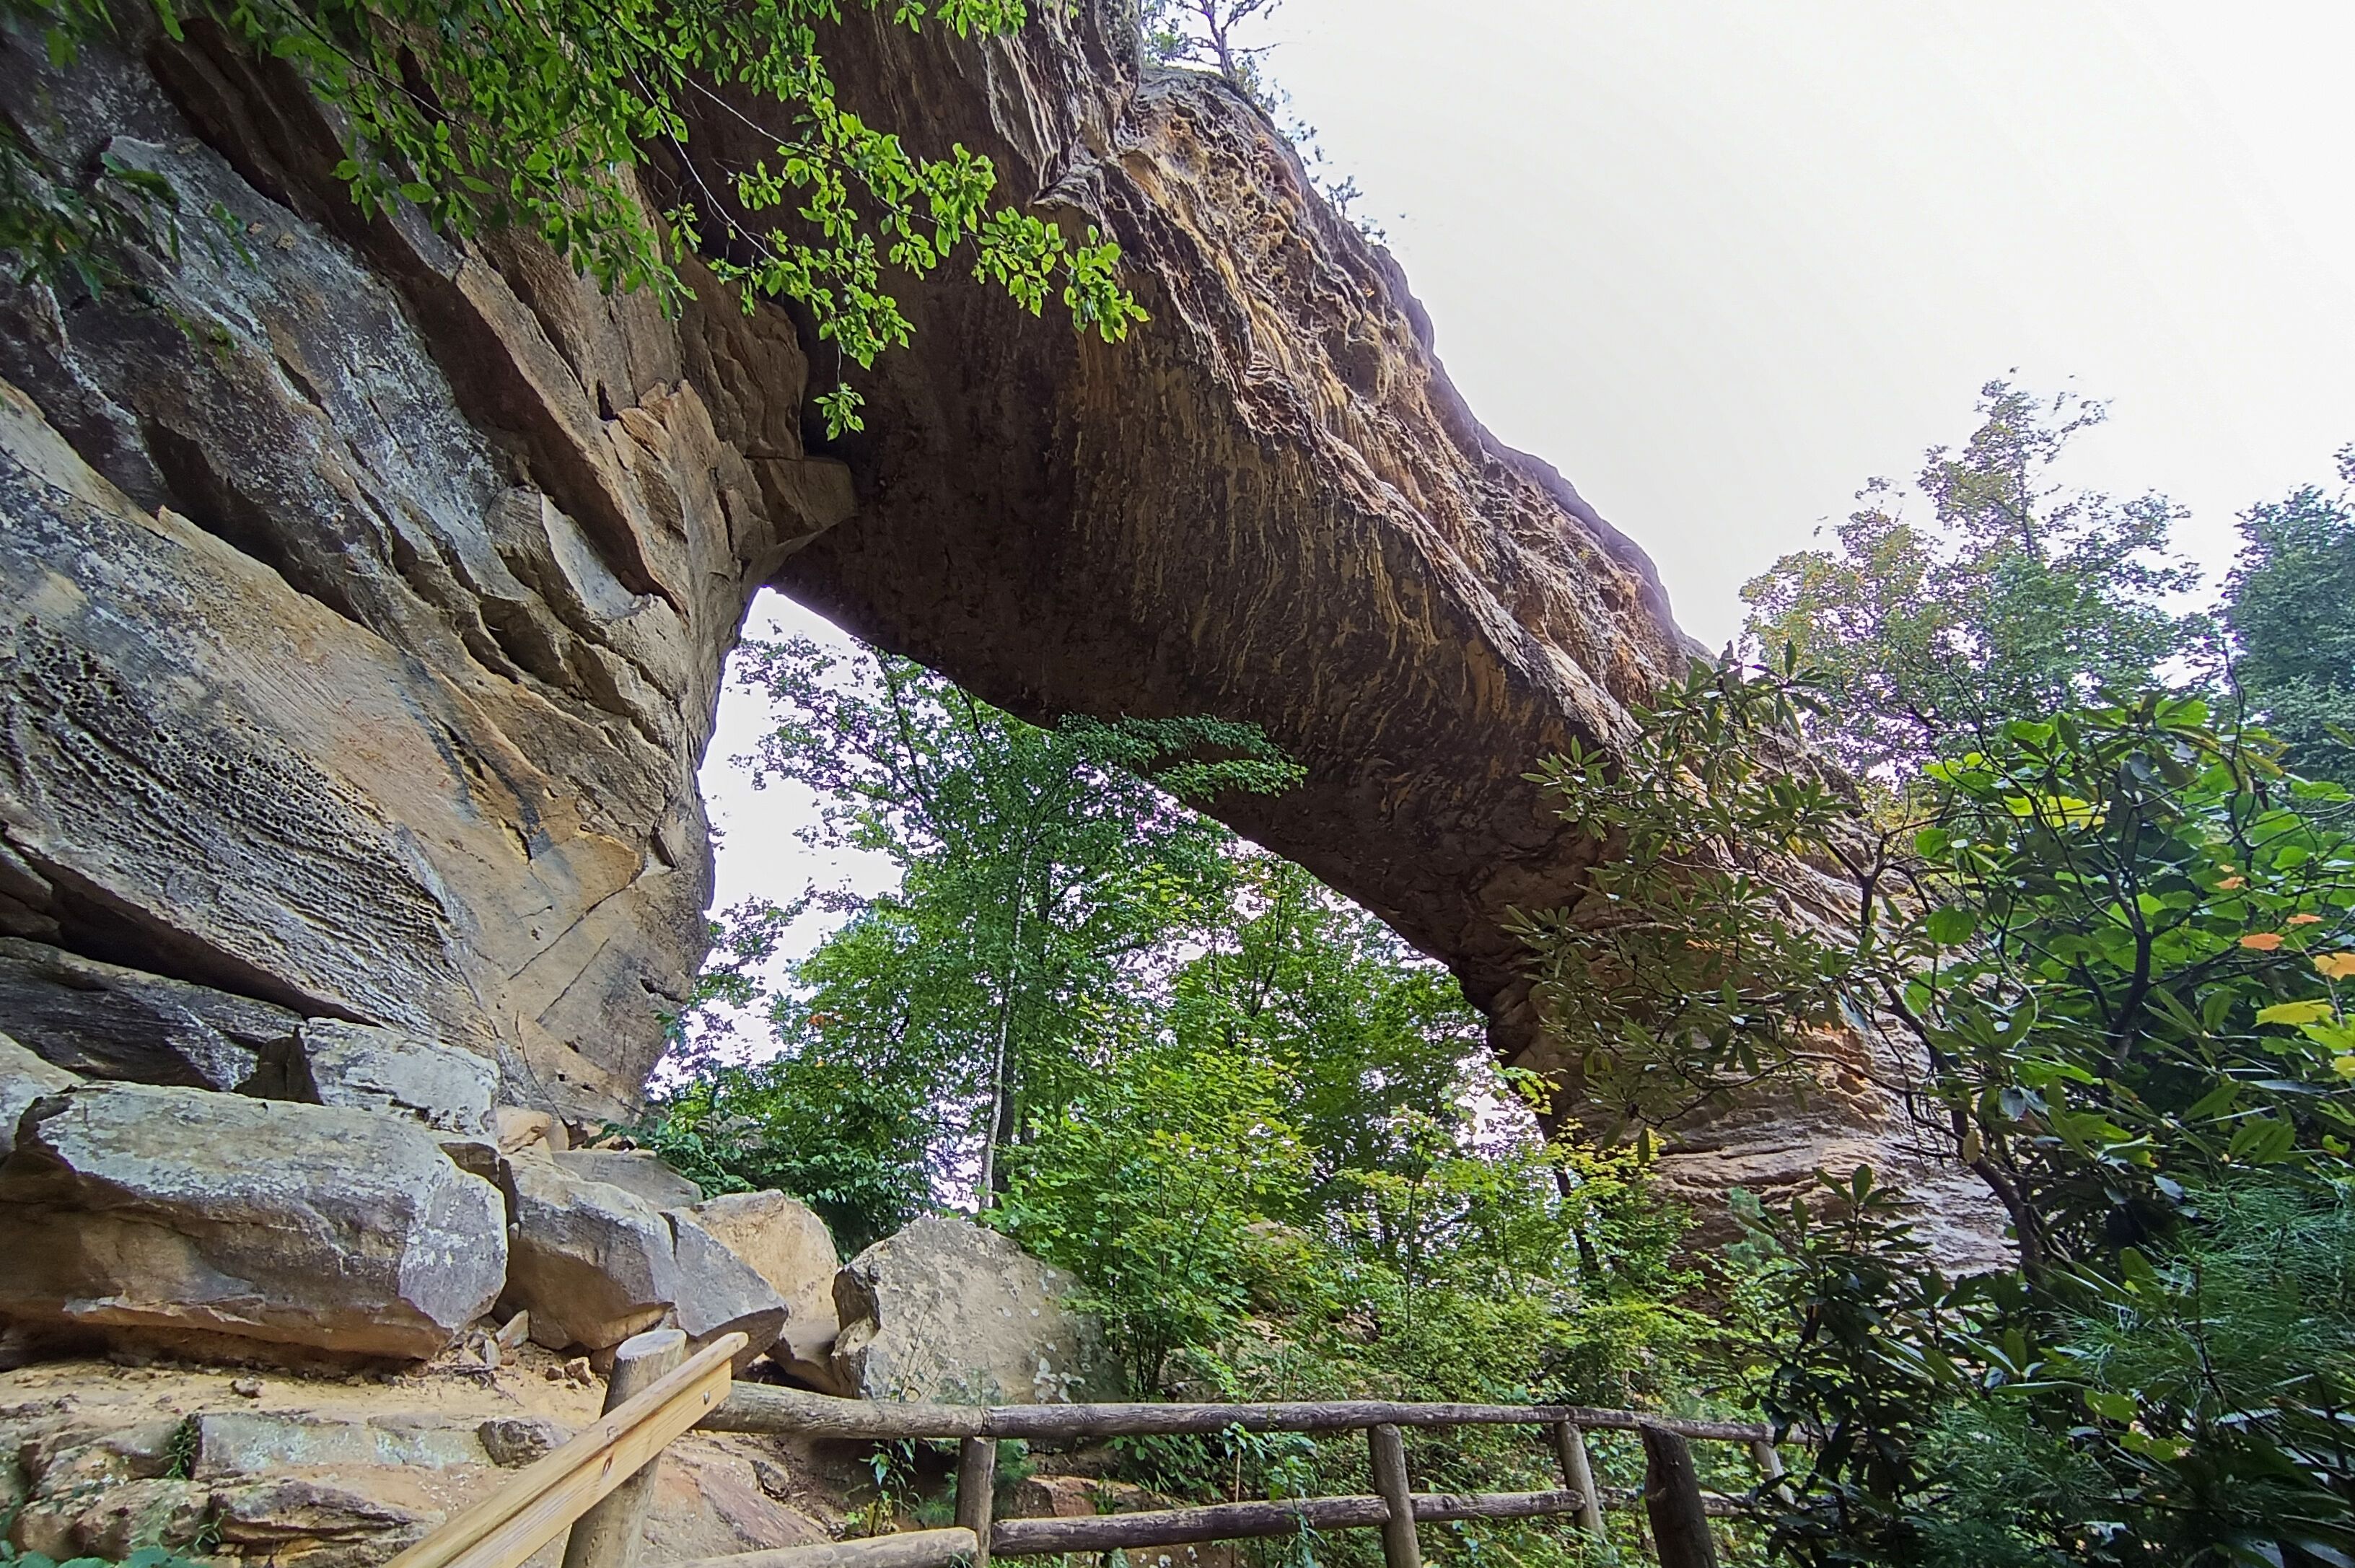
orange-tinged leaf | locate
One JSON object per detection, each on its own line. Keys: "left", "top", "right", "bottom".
{"left": 2317, "top": 952, "right": 2355, "bottom": 980}
{"left": 2240, "top": 932, "right": 2285, "bottom": 952}
{"left": 2287, "top": 912, "right": 2323, "bottom": 926}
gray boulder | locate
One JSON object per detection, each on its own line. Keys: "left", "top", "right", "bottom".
{"left": 1, "top": 1029, "right": 77, "bottom": 1157}
{"left": 0, "top": 938, "right": 299, "bottom": 1091}
{"left": 500, "top": 1154, "right": 679, "bottom": 1352}
{"left": 688, "top": 1190, "right": 846, "bottom": 1392}
{"left": 665, "top": 1212, "right": 788, "bottom": 1373}
{"left": 831, "top": 1217, "right": 1110, "bottom": 1403}
{"left": 210, "top": 1478, "right": 438, "bottom": 1568}
{"left": 286, "top": 1019, "right": 497, "bottom": 1134}
{"left": 551, "top": 1147, "right": 702, "bottom": 1208}
{"left": 0, "top": 1083, "right": 506, "bottom": 1362}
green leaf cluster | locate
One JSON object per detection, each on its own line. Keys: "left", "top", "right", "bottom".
{"left": 2222, "top": 447, "right": 2355, "bottom": 788}
{"left": 1741, "top": 380, "right": 2211, "bottom": 781}
{"left": 1525, "top": 657, "right": 2355, "bottom": 1564}
{"left": 4, "top": 0, "right": 1146, "bottom": 434}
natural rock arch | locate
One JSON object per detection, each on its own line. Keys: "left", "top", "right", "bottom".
{"left": 0, "top": 6, "right": 1985, "bottom": 1235}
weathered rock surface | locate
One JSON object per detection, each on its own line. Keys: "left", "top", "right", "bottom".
{"left": 475, "top": 1415, "right": 571, "bottom": 1468}
{"left": 492, "top": 1105, "right": 569, "bottom": 1155}
{"left": 0, "top": 937, "right": 299, "bottom": 1091}
{"left": 553, "top": 1147, "right": 703, "bottom": 1209}
{"left": 665, "top": 1212, "right": 790, "bottom": 1372}
{"left": 0, "top": 1028, "right": 76, "bottom": 1157}
{"left": 0, "top": 19, "right": 846, "bottom": 1126}
{"left": 0, "top": 5, "right": 1996, "bottom": 1246}
{"left": 0, "top": 1083, "right": 507, "bottom": 1361}
{"left": 499, "top": 1154, "right": 680, "bottom": 1352}
{"left": 284, "top": 1020, "right": 496, "bottom": 1134}
{"left": 688, "top": 1190, "right": 846, "bottom": 1391}
{"left": 209, "top": 1479, "right": 439, "bottom": 1568}
{"left": 190, "top": 1411, "right": 486, "bottom": 1478}
{"left": 831, "top": 1217, "right": 1109, "bottom": 1403}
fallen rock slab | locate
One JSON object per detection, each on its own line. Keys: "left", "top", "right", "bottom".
{"left": 0, "top": 937, "right": 299, "bottom": 1091}
{"left": 688, "top": 1190, "right": 846, "bottom": 1392}
{"left": 287, "top": 1019, "right": 497, "bottom": 1134}
{"left": 211, "top": 1478, "right": 439, "bottom": 1568}
{"left": 831, "top": 1217, "right": 1110, "bottom": 1403}
{"left": 551, "top": 1147, "right": 703, "bottom": 1208}
{"left": 0, "top": 1083, "right": 506, "bottom": 1362}
{"left": 500, "top": 1154, "right": 679, "bottom": 1352}
{"left": 191, "top": 1411, "right": 486, "bottom": 1478}
{"left": 492, "top": 1105, "right": 569, "bottom": 1155}
{"left": 665, "top": 1211, "right": 787, "bottom": 1372}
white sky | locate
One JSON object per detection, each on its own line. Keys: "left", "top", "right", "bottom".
{"left": 706, "top": 0, "right": 2355, "bottom": 962}
{"left": 1263, "top": 0, "right": 2355, "bottom": 649}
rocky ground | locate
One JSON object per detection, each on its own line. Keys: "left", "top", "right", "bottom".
{"left": 0, "top": 1014, "right": 1119, "bottom": 1568}
{"left": 0, "top": 1341, "right": 843, "bottom": 1568}
{"left": 0, "top": 1336, "right": 1219, "bottom": 1568}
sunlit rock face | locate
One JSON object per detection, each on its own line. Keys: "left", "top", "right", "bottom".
{"left": 0, "top": 7, "right": 1999, "bottom": 1254}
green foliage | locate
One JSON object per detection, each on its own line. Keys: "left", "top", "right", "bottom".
{"left": 709, "top": 635, "right": 1301, "bottom": 1211}
{"left": 2222, "top": 448, "right": 2355, "bottom": 787}
{"left": 991, "top": 1038, "right": 1315, "bottom": 1394}
{"left": 1903, "top": 697, "right": 2355, "bottom": 1274}
{"left": 0, "top": 118, "right": 180, "bottom": 294}
{"left": 1509, "top": 652, "right": 1898, "bottom": 1140}
{"left": 4, "top": 0, "right": 1145, "bottom": 435}
{"left": 1525, "top": 650, "right": 2355, "bottom": 1564}
{"left": 1742, "top": 381, "right": 2210, "bottom": 778}
{"left": 644, "top": 632, "right": 1736, "bottom": 1568}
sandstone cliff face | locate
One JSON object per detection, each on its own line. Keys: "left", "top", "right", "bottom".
{"left": 0, "top": 6, "right": 1992, "bottom": 1243}
{"left": 0, "top": 19, "right": 848, "bottom": 1118}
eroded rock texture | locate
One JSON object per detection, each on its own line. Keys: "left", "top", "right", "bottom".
{"left": 0, "top": 18, "right": 848, "bottom": 1121}
{"left": 0, "top": 6, "right": 1991, "bottom": 1243}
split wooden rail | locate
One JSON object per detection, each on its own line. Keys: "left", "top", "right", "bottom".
{"left": 387, "top": 1328, "right": 1787, "bottom": 1568}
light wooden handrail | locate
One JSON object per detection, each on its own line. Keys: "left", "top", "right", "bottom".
{"left": 394, "top": 1325, "right": 1783, "bottom": 1568}
{"left": 387, "top": 1331, "right": 747, "bottom": 1568}
{"left": 700, "top": 1384, "right": 1773, "bottom": 1444}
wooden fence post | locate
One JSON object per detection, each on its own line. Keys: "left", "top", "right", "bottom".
{"left": 562, "top": 1328, "right": 688, "bottom": 1568}
{"left": 1749, "top": 1437, "right": 1794, "bottom": 1506}
{"left": 1548, "top": 1422, "right": 1605, "bottom": 1539}
{"left": 1639, "top": 1425, "right": 1718, "bottom": 1568}
{"left": 955, "top": 1437, "right": 997, "bottom": 1568}
{"left": 1365, "top": 1424, "right": 1421, "bottom": 1568}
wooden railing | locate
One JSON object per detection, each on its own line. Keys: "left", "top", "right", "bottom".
{"left": 388, "top": 1328, "right": 1787, "bottom": 1568}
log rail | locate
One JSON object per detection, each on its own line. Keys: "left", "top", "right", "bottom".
{"left": 387, "top": 1329, "right": 1784, "bottom": 1568}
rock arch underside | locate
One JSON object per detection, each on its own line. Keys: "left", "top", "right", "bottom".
{"left": 0, "top": 6, "right": 2000, "bottom": 1255}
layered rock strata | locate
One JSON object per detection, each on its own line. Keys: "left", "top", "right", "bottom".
{"left": 0, "top": 4, "right": 1992, "bottom": 1245}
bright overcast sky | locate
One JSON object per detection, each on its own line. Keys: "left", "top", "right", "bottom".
{"left": 1255, "top": 0, "right": 2355, "bottom": 649}
{"left": 706, "top": 0, "right": 2355, "bottom": 950}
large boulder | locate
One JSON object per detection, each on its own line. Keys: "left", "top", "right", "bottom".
{"left": 688, "top": 1191, "right": 845, "bottom": 1392}
{"left": 499, "top": 1155, "right": 679, "bottom": 1352}
{"left": 831, "top": 1217, "right": 1109, "bottom": 1403}
{"left": 500, "top": 1156, "right": 789, "bottom": 1362}
{"left": 0, "top": 1083, "right": 506, "bottom": 1361}
{"left": 286, "top": 1019, "right": 497, "bottom": 1135}
{"left": 0, "top": 938, "right": 299, "bottom": 1092}
{"left": 0, "top": 1028, "right": 76, "bottom": 1157}
{"left": 551, "top": 1148, "right": 703, "bottom": 1209}
{"left": 665, "top": 1212, "right": 788, "bottom": 1372}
